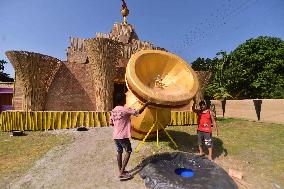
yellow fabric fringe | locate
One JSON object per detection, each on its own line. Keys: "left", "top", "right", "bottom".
{"left": 0, "top": 111, "right": 197, "bottom": 131}
{"left": 169, "top": 111, "right": 198, "bottom": 126}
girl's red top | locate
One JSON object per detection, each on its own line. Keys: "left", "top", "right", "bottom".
{"left": 197, "top": 110, "right": 212, "bottom": 133}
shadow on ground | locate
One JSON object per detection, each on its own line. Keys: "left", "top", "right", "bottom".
{"left": 129, "top": 127, "right": 228, "bottom": 178}
{"left": 140, "top": 128, "right": 227, "bottom": 159}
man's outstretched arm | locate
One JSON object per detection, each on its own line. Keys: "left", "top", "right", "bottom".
{"left": 138, "top": 101, "right": 151, "bottom": 114}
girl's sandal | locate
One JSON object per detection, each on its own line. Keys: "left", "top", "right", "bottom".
{"left": 196, "top": 153, "right": 205, "bottom": 158}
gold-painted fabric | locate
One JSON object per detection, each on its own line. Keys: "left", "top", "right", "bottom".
{"left": 169, "top": 111, "right": 198, "bottom": 126}
{"left": 0, "top": 111, "right": 110, "bottom": 131}
{"left": 0, "top": 111, "right": 197, "bottom": 131}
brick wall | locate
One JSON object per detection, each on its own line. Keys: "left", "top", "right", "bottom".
{"left": 44, "top": 63, "right": 97, "bottom": 111}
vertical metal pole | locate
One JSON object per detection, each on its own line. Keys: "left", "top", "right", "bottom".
{"left": 156, "top": 109, "right": 159, "bottom": 148}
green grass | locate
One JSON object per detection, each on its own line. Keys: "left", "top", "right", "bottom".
{"left": 216, "top": 117, "right": 243, "bottom": 123}
{"left": 217, "top": 119, "right": 284, "bottom": 188}
{"left": 0, "top": 131, "right": 72, "bottom": 186}
{"left": 131, "top": 119, "right": 284, "bottom": 189}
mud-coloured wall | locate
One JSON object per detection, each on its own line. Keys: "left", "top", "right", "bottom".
{"left": 44, "top": 63, "right": 97, "bottom": 111}
{"left": 13, "top": 76, "right": 24, "bottom": 110}
{"left": 211, "top": 99, "right": 284, "bottom": 124}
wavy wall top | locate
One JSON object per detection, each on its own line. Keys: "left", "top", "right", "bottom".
{"left": 5, "top": 51, "right": 62, "bottom": 110}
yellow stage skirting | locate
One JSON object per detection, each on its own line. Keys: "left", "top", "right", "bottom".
{"left": 169, "top": 111, "right": 198, "bottom": 126}
{"left": 0, "top": 111, "right": 110, "bottom": 131}
{"left": 0, "top": 111, "right": 197, "bottom": 131}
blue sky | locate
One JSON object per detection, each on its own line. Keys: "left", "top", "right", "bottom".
{"left": 1, "top": 0, "right": 283, "bottom": 78}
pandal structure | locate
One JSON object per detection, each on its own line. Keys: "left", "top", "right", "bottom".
{"left": 1, "top": 1, "right": 211, "bottom": 137}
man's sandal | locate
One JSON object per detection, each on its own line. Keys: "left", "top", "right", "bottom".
{"left": 119, "top": 172, "right": 132, "bottom": 181}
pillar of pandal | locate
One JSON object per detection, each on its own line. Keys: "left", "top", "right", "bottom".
{"left": 85, "top": 38, "right": 122, "bottom": 111}
{"left": 5, "top": 51, "right": 62, "bottom": 111}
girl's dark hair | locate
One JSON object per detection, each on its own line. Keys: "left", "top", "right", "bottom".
{"left": 199, "top": 100, "right": 206, "bottom": 106}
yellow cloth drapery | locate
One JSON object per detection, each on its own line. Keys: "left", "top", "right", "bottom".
{"left": 169, "top": 111, "right": 198, "bottom": 126}
{"left": 0, "top": 111, "right": 109, "bottom": 131}
{"left": 0, "top": 111, "right": 197, "bottom": 131}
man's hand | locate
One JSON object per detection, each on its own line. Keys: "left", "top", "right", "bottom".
{"left": 138, "top": 101, "right": 152, "bottom": 114}
{"left": 145, "top": 101, "right": 151, "bottom": 106}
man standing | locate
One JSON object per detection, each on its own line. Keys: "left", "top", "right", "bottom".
{"left": 110, "top": 93, "right": 150, "bottom": 180}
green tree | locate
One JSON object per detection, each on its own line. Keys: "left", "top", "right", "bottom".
{"left": 228, "top": 36, "right": 284, "bottom": 99}
{"left": 192, "top": 57, "right": 215, "bottom": 71}
{"left": 192, "top": 36, "right": 284, "bottom": 99}
{"left": 0, "top": 59, "right": 14, "bottom": 82}
{"left": 205, "top": 51, "right": 232, "bottom": 99}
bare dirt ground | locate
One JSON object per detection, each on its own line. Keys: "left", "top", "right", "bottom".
{"left": 7, "top": 127, "right": 146, "bottom": 189}
{"left": 5, "top": 127, "right": 253, "bottom": 189}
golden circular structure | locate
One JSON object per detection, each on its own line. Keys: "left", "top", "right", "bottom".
{"left": 126, "top": 91, "right": 171, "bottom": 140}
{"left": 125, "top": 50, "right": 199, "bottom": 140}
{"left": 126, "top": 50, "right": 199, "bottom": 107}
